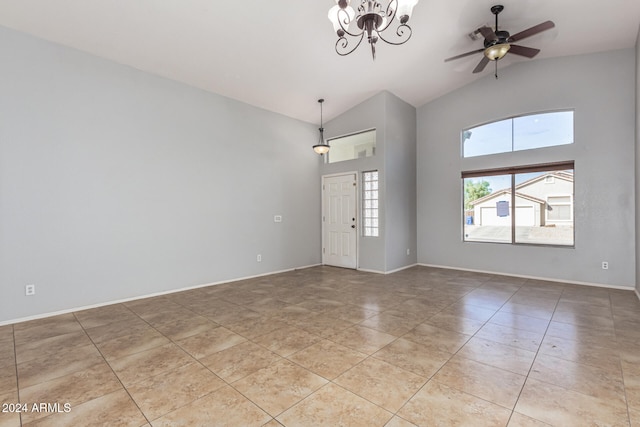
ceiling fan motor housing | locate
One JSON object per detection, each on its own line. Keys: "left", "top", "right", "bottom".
{"left": 484, "top": 30, "right": 510, "bottom": 48}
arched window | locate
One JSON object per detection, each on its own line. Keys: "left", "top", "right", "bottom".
{"left": 463, "top": 111, "right": 574, "bottom": 158}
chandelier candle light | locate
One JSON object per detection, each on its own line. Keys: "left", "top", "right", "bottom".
{"left": 328, "top": 0, "right": 419, "bottom": 60}
{"left": 313, "top": 99, "right": 330, "bottom": 155}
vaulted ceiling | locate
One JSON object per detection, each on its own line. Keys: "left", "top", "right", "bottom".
{"left": 0, "top": 0, "right": 638, "bottom": 123}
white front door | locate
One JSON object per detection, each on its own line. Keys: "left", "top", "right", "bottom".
{"left": 322, "top": 173, "right": 357, "bottom": 269}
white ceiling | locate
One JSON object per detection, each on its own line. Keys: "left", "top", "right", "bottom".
{"left": 0, "top": 0, "right": 638, "bottom": 124}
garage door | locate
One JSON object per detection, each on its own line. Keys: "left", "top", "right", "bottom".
{"left": 480, "top": 206, "right": 535, "bottom": 226}
{"left": 480, "top": 207, "right": 509, "bottom": 226}
{"left": 515, "top": 206, "right": 534, "bottom": 226}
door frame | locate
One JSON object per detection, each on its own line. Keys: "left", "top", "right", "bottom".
{"left": 321, "top": 171, "right": 359, "bottom": 269}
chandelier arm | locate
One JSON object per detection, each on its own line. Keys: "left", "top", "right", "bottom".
{"left": 337, "top": 8, "right": 364, "bottom": 38}
{"left": 335, "top": 33, "right": 366, "bottom": 56}
{"left": 376, "top": 23, "right": 412, "bottom": 46}
{"left": 376, "top": 0, "right": 399, "bottom": 33}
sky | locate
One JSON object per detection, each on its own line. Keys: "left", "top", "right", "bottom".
{"left": 463, "top": 111, "right": 574, "bottom": 158}
{"left": 464, "top": 172, "right": 549, "bottom": 201}
{"left": 462, "top": 111, "right": 574, "bottom": 194}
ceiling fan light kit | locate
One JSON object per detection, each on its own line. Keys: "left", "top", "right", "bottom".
{"left": 484, "top": 43, "right": 510, "bottom": 61}
{"left": 444, "top": 4, "right": 555, "bottom": 78}
{"left": 328, "top": 0, "right": 419, "bottom": 60}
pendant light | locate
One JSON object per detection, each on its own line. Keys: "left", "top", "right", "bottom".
{"left": 313, "top": 99, "right": 330, "bottom": 155}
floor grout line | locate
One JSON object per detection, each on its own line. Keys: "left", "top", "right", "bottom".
{"left": 4, "top": 266, "right": 638, "bottom": 426}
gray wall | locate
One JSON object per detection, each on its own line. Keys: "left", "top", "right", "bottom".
{"left": 321, "top": 92, "right": 417, "bottom": 273}
{"left": 0, "top": 27, "right": 321, "bottom": 324}
{"left": 384, "top": 94, "right": 417, "bottom": 271}
{"left": 636, "top": 26, "right": 640, "bottom": 293}
{"left": 417, "top": 49, "right": 636, "bottom": 288}
{"left": 322, "top": 93, "right": 387, "bottom": 272}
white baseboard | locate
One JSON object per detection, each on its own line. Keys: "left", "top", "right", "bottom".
{"left": 384, "top": 263, "right": 419, "bottom": 274}
{"left": 0, "top": 264, "right": 322, "bottom": 327}
{"left": 4, "top": 262, "right": 634, "bottom": 327}
{"left": 356, "top": 267, "right": 385, "bottom": 274}
{"left": 357, "top": 263, "right": 418, "bottom": 275}
{"left": 417, "top": 263, "right": 635, "bottom": 290}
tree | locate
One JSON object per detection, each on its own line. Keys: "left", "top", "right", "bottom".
{"left": 464, "top": 180, "right": 491, "bottom": 209}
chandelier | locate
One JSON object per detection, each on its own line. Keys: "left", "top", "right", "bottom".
{"left": 328, "top": 0, "right": 419, "bottom": 60}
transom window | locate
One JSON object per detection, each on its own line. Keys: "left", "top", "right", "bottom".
{"left": 463, "top": 162, "right": 574, "bottom": 247}
{"left": 327, "top": 129, "right": 376, "bottom": 164}
{"left": 463, "top": 111, "right": 574, "bottom": 158}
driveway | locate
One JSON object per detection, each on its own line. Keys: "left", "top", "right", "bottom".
{"left": 464, "top": 225, "right": 573, "bottom": 245}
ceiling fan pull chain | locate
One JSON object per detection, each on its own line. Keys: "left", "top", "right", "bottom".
{"left": 495, "top": 60, "right": 498, "bottom": 79}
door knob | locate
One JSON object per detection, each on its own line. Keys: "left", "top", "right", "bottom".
{"left": 351, "top": 225, "right": 356, "bottom": 229}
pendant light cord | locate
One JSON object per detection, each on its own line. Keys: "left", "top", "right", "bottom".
{"left": 318, "top": 99, "right": 325, "bottom": 134}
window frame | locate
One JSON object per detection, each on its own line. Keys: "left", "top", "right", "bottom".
{"left": 462, "top": 161, "right": 575, "bottom": 248}
{"left": 362, "top": 170, "right": 379, "bottom": 237}
{"left": 326, "top": 128, "right": 377, "bottom": 164}
{"left": 546, "top": 194, "right": 573, "bottom": 223}
{"left": 462, "top": 110, "right": 575, "bottom": 158}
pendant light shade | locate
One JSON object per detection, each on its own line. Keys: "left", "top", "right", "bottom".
{"left": 313, "top": 144, "right": 330, "bottom": 155}
{"left": 312, "top": 99, "right": 330, "bottom": 155}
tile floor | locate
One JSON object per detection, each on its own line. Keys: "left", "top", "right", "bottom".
{"left": 1, "top": 265, "right": 640, "bottom": 426}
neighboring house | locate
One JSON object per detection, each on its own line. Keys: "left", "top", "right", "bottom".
{"left": 471, "top": 171, "right": 574, "bottom": 227}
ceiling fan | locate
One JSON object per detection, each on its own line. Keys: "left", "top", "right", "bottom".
{"left": 445, "top": 5, "right": 555, "bottom": 78}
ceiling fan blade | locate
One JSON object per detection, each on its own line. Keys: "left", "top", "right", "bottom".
{"left": 473, "top": 56, "right": 490, "bottom": 73}
{"left": 478, "top": 26, "right": 497, "bottom": 42}
{"left": 509, "top": 44, "right": 541, "bottom": 58}
{"left": 444, "top": 48, "right": 485, "bottom": 62}
{"left": 509, "top": 21, "right": 555, "bottom": 42}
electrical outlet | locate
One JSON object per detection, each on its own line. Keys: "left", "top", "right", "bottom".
{"left": 25, "top": 284, "right": 35, "bottom": 296}
{"left": 257, "top": 254, "right": 262, "bottom": 262}
{"left": 602, "top": 261, "right": 609, "bottom": 270}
